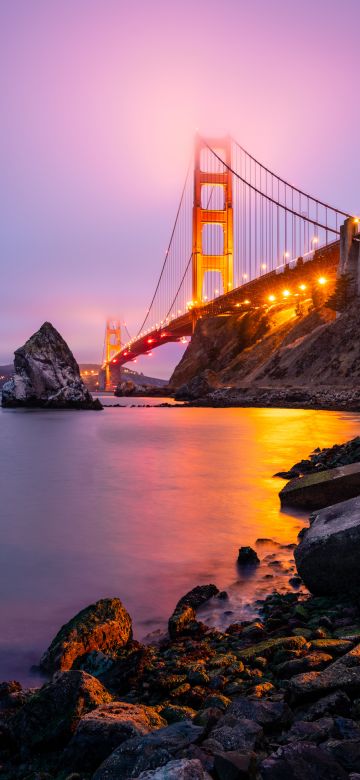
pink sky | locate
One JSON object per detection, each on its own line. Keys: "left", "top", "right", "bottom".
{"left": 1, "top": 0, "right": 359, "bottom": 377}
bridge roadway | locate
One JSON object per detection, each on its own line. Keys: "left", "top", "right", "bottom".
{"left": 110, "top": 240, "right": 340, "bottom": 369}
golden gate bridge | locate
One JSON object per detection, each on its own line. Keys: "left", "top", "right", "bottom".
{"left": 102, "top": 134, "right": 359, "bottom": 389}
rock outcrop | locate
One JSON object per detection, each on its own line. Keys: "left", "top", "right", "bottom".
{"left": 169, "top": 301, "right": 360, "bottom": 400}
{"left": 1, "top": 322, "right": 102, "bottom": 409}
{"left": 40, "top": 597, "right": 132, "bottom": 674}
{"left": 294, "top": 496, "right": 360, "bottom": 595}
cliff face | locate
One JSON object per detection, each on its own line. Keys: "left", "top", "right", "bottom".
{"left": 169, "top": 301, "right": 360, "bottom": 393}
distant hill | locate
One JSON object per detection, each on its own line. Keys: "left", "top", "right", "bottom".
{"left": 0, "top": 362, "right": 168, "bottom": 391}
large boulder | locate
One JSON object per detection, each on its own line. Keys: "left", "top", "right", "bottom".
{"left": 40, "top": 597, "right": 132, "bottom": 674}
{"left": 63, "top": 701, "right": 166, "bottom": 772}
{"left": 92, "top": 721, "right": 204, "bottom": 780}
{"left": 1, "top": 321, "right": 102, "bottom": 409}
{"left": 12, "top": 670, "right": 112, "bottom": 752}
{"left": 294, "top": 496, "right": 360, "bottom": 595}
{"left": 260, "top": 742, "right": 348, "bottom": 779}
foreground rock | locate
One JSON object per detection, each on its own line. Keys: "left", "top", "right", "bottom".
{"left": 63, "top": 701, "right": 166, "bottom": 772}
{"left": 280, "top": 463, "right": 360, "bottom": 511}
{"left": 93, "top": 721, "right": 204, "bottom": 780}
{"left": 294, "top": 496, "right": 360, "bottom": 595}
{"left": 40, "top": 597, "right": 132, "bottom": 674}
{"left": 5, "top": 584, "right": 360, "bottom": 778}
{"left": 1, "top": 321, "right": 102, "bottom": 409}
{"left": 12, "top": 670, "right": 112, "bottom": 752}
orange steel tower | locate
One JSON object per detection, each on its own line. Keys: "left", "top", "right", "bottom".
{"left": 192, "top": 135, "right": 233, "bottom": 310}
{"left": 104, "top": 319, "right": 121, "bottom": 391}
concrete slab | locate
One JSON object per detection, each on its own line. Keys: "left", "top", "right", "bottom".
{"left": 279, "top": 462, "right": 360, "bottom": 510}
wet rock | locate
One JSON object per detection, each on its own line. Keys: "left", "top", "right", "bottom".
{"left": 1, "top": 322, "right": 102, "bottom": 410}
{"left": 134, "top": 758, "right": 213, "bottom": 779}
{"left": 168, "top": 605, "right": 197, "bottom": 640}
{"left": 288, "top": 643, "right": 360, "bottom": 703}
{"left": 237, "top": 548, "right": 260, "bottom": 566}
{"left": 225, "top": 698, "right": 293, "bottom": 731}
{"left": 12, "top": 670, "right": 112, "bottom": 752}
{"left": 310, "top": 639, "right": 353, "bottom": 655}
{"left": 237, "top": 635, "right": 308, "bottom": 663}
{"left": 323, "top": 739, "right": 360, "bottom": 773}
{"left": 92, "top": 721, "right": 204, "bottom": 780}
{"left": 176, "top": 585, "right": 220, "bottom": 612}
{"left": 294, "top": 497, "right": 360, "bottom": 595}
{"left": 283, "top": 717, "right": 335, "bottom": 744}
{"left": 275, "top": 652, "right": 333, "bottom": 679}
{"left": 301, "top": 691, "right": 351, "bottom": 721}
{"left": 203, "top": 716, "right": 263, "bottom": 753}
{"left": 260, "top": 742, "right": 348, "bottom": 779}
{"left": 214, "top": 750, "right": 257, "bottom": 780}
{"left": 40, "top": 597, "right": 132, "bottom": 674}
{"left": 63, "top": 701, "right": 166, "bottom": 772}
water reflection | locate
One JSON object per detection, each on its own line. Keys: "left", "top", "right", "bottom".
{"left": 0, "top": 404, "right": 359, "bottom": 683}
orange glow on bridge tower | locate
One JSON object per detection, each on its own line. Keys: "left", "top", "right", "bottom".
{"left": 192, "top": 135, "right": 233, "bottom": 309}
{"left": 104, "top": 319, "right": 121, "bottom": 391}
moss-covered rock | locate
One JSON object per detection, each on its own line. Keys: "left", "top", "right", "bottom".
{"left": 40, "top": 598, "right": 132, "bottom": 674}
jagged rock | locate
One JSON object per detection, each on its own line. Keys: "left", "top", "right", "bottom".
{"left": 260, "top": 742, "right": 348, "bottom": 779}
{"left": 294, "top": 496, "right": 360, "bottom": 595}
{"left": 174, "top": 371, "right": 219, "bottom": 401}
{"left": 40, "top": 598, "right": 132, "bottom": 674}
{"left": 237, "top": 547, "right": 260, "bottom": 566}
{"left": 214, "top": 751, "right": 257, "bottom": 780}
{"left": 225, "top": 698, "right": 293, "bottom": 730}
{"left": 134, "top": 759, "right": 213, "bottom": 779}
{"left": 63, "top": 701, "right": 166, "bottom": 772}
{"left": 114, "top": 380, "right": 137, "bottom": 396}
{"left": 92, "top": 721, "right": 204, "bottom": 780}
{"left": 288, "top": 643, "right": 360, "bottom": 703}
{"left": 203, "top": 716, "right": 263, "bottom": 753}
{"left": 168, "top": 585, "right": 218, "bottom": 640}
{"left": 1, "top": 322, "right": 102, "bottom": 409}
{"left": 175, "top": 585, "right": 220, "bottom": 611}
{"left": 12, "top": 670, "right": 112, "bottom": 752}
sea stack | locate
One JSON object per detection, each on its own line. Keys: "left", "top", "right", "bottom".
{"left": 1, "top": 322, "right": 102, "bottom": 410}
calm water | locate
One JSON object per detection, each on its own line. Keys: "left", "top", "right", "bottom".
{"left": 0, "top": 398, "right": 359, "bottom": 685}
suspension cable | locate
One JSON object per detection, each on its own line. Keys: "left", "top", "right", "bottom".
{"left": 136, "top": 157, "right": 192, "bottom": 337}
{"left": 231, "top": 136, "right": 351, "bottom": 218}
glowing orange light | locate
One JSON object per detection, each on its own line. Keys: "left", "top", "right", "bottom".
{"left": 147, "top": 338, "right": 154, "bottom": 344}
{"left": 244, "top": 299, "right": 251, "bottom": 305}
{"left": 261, "top": 263, "right": 267, "bottom": 270}
{"left": 268, "top": 294, "right": 276, "bottom": 302}
{"left": 112, "top": 360, "right": 117, "bottom": 364}
{"left": 299, "top": 284, "right": 307, "bottom": 291}
{"left": 318, "top": 277, "right": 327, "bottom": 285}
{"left": 283, "top": 289, "right": 290, "bottom": 297}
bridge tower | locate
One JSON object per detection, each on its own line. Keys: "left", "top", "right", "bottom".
{"left": 192, "top": 135, "right": 233, "bottom": 314}
{"left": 104, "top": 319, "right": 121, "bottom": 391}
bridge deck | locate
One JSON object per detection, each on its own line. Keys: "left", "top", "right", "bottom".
{"left": 110, "top": 240, "right": 339, "bottom": 368}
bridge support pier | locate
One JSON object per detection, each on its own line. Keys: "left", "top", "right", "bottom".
{"left": 339, "top": 217, "right": 360, "bottom": 294}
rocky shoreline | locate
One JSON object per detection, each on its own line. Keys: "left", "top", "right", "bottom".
{"left": 176, "top": 385, "right": 360, "bottom": 413}
{"left": 3, "top": 581, "right": 360, "bottom": 779}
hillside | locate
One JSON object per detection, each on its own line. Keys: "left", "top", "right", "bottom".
{"left": 169, "top": 301, "right": 360, "bottom": 399}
